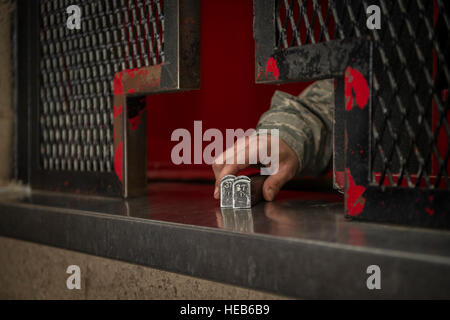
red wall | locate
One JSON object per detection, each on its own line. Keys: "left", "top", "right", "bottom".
{"left": 146, "top": 0, "right": 311, "bottom": 180}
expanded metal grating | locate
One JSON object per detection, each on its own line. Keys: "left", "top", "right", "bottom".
{"left": 275, "top": 0, "right": 449, "bottom": 190}
{"left": 39, "top": 0, "right": 165, "bottom": 173}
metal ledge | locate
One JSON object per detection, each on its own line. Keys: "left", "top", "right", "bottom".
{"left": 0, "top": 182, "right": 449, "bottom": 299}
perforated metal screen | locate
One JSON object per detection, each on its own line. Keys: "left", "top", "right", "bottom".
{"left": 255, "top": 0, "right": 450, "bottom": 227}
{"left": 16, "top": 0, "right": 200, "bottom": 196}
{"left": 274, "top": 0, "right": 448, "bottom": 190}
{"left": 39, "top": 0, "right": 165, "bottom": 173}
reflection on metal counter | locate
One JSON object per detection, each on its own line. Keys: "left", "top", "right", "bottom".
{"left": 220, "top": 208, "right": 254, "bottom": 233}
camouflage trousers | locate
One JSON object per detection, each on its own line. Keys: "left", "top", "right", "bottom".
{"left": 256, "top": 79, "right": 334, "bottom": 176}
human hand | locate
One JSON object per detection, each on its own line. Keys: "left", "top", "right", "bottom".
{"left": 212, "top": 134, "right": 300, "bottom": 201}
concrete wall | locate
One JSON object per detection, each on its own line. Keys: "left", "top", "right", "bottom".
{"left": 0, "top": 236, "right": 286, "bottom": 299}
{"left": 0, "top": 1, "right": 14, "bottom": 185}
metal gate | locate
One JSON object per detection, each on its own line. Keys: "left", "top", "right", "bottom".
{"left": 16, "top": 0, "right": 200, "bottom": 197}
{"left": 254, "top": 0, "right": 450, "bottom": 228}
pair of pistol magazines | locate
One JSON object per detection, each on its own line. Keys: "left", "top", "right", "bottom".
{"left": 220, "top": 175, "right": 266, "bottom": 209}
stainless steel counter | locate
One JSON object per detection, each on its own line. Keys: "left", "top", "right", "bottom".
{"left": 0, "top": 182, "right": 449, "bottom": 298}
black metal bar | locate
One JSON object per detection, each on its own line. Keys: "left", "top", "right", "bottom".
{"left": 362, "top": 186, "right": 450, "bottom": 229}
{"left": 16, "top": 0, "right": 200, "bottom": 198}
{"left": 333, "top": 76, "right": 345, "bottom": 190}
{"left": 14, "top": 0, "right": 30, "bottom": 184}
{"left": 254, "top": 0, "right": 276, "bottom": 84}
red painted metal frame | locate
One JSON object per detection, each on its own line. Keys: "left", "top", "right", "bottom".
{"left": 19, "top": 0, "right": 201, "bottom": 198}
{"left": 253, "top": 0, "right": 372, "bottom": 215}
{"left": 253, "top": 0, "right": 450, "bottom": 228}
{"left": 112, "top": 66, "right": 164, "bottom": 198}
{"left": 111, "top": 0, "right": 201, "bottom": 198}
{"left": 255, "top": 38, "right": 373, "bottom": 220}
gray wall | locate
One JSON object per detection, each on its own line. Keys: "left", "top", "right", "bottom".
{"left": 0, "top": 236, "right": 286, "bottom": 299}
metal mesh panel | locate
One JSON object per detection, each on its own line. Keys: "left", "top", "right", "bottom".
{"left": 275, "top": 0, "right": 449, "bottom": 190}
{"left": 39, "top": 0, "right": 164, "bottom": 172}
{"left": 275, "top": 0, "right": 334, "bottom": 48}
